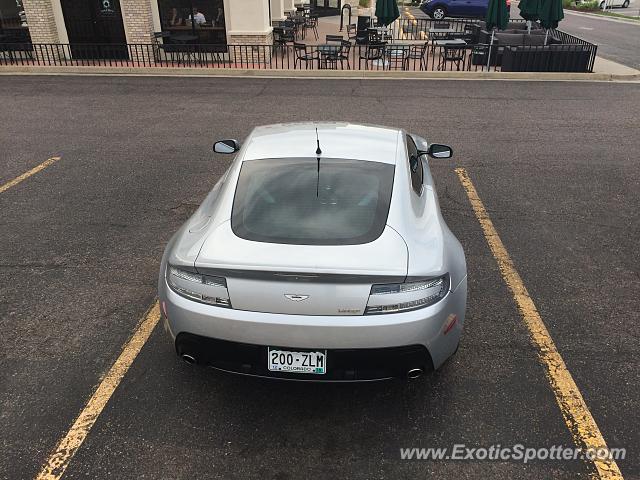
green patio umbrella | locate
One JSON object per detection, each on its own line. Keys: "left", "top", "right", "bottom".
{"left": 519, "top": 0, "right": 541, "bottom": 21}
{"left": 519, "top": 0, "right": 541, "bottom": 33}
{"left": 539, "top": 0, "right": 564, "bottom": 29}
{"left": 484, "top": 0, "right": 508, "bottom": 67}
{"left": 485, "top": 0, "right": 509, "bottom": 31}
{"left": 375, "top": 0, "right": 400, "bottom": 27}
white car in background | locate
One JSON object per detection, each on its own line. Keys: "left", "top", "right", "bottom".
{"left": 577, "top": 0, "right": 631, "bottom": 8}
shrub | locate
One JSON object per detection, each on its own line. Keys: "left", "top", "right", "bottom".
{"left": 575, "top": 0, "right": 600, "bottom": 9}
{"left": 359, "top": 0, "right": 370, "bottom": 7}
{"left": 562, "top": 0, "right": 573, "bottom": 7}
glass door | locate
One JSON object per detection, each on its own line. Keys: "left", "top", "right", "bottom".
{"left": 310, "top": 0, "right": 342, "bottom": 17}
{"left": 60, "top": 0, "right": 128, "bottom": 59}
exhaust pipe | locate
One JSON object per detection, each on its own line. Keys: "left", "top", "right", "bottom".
{"left": 181, "top": 353, "right": 197, "bottom": 365}
{"left": 407, "top": 368, "right": 424, "bottom": 379}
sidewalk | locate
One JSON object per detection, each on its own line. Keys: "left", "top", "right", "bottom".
{"left": 564, "top": 9, "right": 640, "bottom": 25}
{"left": 593, "top": 55, "right": 640, "bottom": 74}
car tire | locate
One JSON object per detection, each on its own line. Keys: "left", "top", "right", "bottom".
{"left": 622, "top": 0, "right": 629, "bottom": 6}
{"left": 599, "top": 0, "right": 605, "bottom": 7}
{"left": 431, "top": 7, "right": 447, "bottom": 19}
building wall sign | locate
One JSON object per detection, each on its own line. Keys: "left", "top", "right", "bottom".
{"left": 99, "top": 0, "right": 116, "bottom": 16}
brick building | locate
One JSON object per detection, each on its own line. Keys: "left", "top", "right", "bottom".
{"left": 0, "top": 0, "right": 346, "bottom": 56}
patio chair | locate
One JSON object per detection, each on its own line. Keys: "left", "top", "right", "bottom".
{"left": 359, "top": 42, "right": 385, "bottom": 69}
{"left": 356, "top": 16, "right": 371, "bottom": 44}
{"left": 405, "top": 42, "right": 429, "bottom": 70}
{"left": 284, "top": 19, "right": 299, "bottom": 39}
{"left": 152, "top": 31, "right": 179, "bottom": 64}
{"left": 347, "top": 24, "right": 358, "bottom": 41}
{"left": 326, "top": 35, "right": 344, "bottom": 44}
{"left": 385, "top": 45, "right": 409, "bottom": 70}
{"left": 324, "top": 40, "right": 352, "bottom": 70}
{"left": 367, "top": 28, "right": 382, "bottom": 44}
{"left": 273, "top": 27, "right": 294, "bottom": 56}
{"left": 438, "top": 44, "right": 466, "bottom": 71}
{"left": 293, "top": 42, "right": 318, "bottom": 69}
{"left": 304, "top": 15, "right": 319, "bottom": 41}
{"left": 382, "top": 27, "right": 393, "bottom": 43}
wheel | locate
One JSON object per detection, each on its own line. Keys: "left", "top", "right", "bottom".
{"left": 431, "top": 6, "right": 447, "bottom": 19}
{"left": 599, "top": 1, "right": 605, "bottom": 8}
{"left": 622, "top": 0, "right": 629, "bottom": 7}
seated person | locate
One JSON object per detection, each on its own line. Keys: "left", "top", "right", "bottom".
{"left": 188, "top": 8, "right": 206, "bottom": 25}
{"left": 168, "top": 7, "right": 182, "bottom": 26}
{"left": 213, "top": 7, "right": 224, "bottom": 26}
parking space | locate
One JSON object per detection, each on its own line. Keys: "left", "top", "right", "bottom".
{"left": 0, "top": 76, "right": 638, "bottom": 480}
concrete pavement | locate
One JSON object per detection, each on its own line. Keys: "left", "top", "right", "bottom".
{"left": 0, "top": 76, "right": 638, "bottom": 480}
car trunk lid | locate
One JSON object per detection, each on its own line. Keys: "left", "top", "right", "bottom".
{"left": 194, "top": 221, "right": 407, "bottom": 315}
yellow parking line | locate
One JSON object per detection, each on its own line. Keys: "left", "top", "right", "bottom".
{"left": 35, "top": 302, "right": 161, "bottom": 480}
{"left": 0, "top": 156, "right": 61, "bottom": 194}
{"left": 455, "top": 168, "right": 623, "bottom": 480}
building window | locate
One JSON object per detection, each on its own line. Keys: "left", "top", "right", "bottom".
{"left": 0, "top": 0, "right": 31, "bottom": 43}
{"left": 157, "top": 0, "right": 226, "bottom": 44}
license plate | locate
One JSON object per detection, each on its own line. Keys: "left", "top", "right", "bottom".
{"left": 268, "top": 348, "right": 326, "bottom": 375}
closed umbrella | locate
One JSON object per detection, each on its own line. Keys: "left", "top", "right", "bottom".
{"left": 539, "top": 0, "right": 564, "bottom": 29}
{"left": 519, "top": 0, "right": 541, "bottom": 20}
{"left": 539, "top": 0, "right": 564, "bottom": 44}
{"left": 519, "top": 0, "right": 541, "bottom": 32}
{"left": 485, "top": 0, "right": 509, "bottom": 68}
{"left": 375, "top": 0, "right": 400, "bottom": 27}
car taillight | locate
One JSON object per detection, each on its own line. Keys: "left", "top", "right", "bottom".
{"left": 364, "top": 275, "right": 449, "bottom": 315}
{"left": 166, "top": 265, "right": 231, "bottom": 308}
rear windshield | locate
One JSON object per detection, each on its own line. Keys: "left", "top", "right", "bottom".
{"left": 231, "top": 158, "right": 395, "bottom": 245}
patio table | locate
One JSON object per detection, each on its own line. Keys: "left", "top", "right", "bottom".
{"left": 428, "top": 27, "right": 457, "bottom": 41}
{"left": 427, "top": 27, "right": 457, "bottom": 34}
{"left": 433, "top": 39, "right": 467, "bottom": 70}
{"left": 392, "top": 39, "right": 425, "bottom": 45}
{"left": 433, "top": 39, "right": 466, "bottom": 46}
{"left": 171, "top": 34, "right": 198, "bottom": 44}
{"left": 171, "top": 34, "right": 199, "bottom": 64}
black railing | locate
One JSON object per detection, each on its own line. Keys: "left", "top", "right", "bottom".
{"left": 1, "top": 36, "right": 597, "bottom": 73}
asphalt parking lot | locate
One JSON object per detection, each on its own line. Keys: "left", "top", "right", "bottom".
{"left": 1, "top": 76, "right": 638, "bottom": 480}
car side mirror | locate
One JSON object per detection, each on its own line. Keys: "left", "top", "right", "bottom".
{"left": 213, "top": 139, "right": 240, "bottom": 154}
{"left": 425, "top": 143, "right": 453, "bottom": 159}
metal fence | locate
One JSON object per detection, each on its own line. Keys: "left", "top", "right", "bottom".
{"left": 0, "top": 32, "right": 597, "bottom": 73}
{"left": 393, "top": 17, "right": 481, "bottom": 39}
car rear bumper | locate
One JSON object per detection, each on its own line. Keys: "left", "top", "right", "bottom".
{"left": 175, "top": 333, "right": 432, "bottom": 381}
{"left": 160, "top": 276, "right": 466, "bottom": 375}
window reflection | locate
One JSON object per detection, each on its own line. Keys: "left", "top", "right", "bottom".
{"left": 158, "top": 0, "right": 226, "bottom": 44}
{"left": 0, "top": 0, "right": 32, "bottom": 43}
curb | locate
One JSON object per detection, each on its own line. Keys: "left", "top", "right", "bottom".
{"left": 1, "top": 65, "right": 640, "bottom": 81}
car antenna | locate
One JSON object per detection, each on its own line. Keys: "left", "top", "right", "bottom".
{"left": 315, "top": 128, "right": 322, "bottom": 197}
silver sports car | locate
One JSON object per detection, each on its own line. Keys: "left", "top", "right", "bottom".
{"left": 158, "top": 123, "right": 467, "bottom": 381}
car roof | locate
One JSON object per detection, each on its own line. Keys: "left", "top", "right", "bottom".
{"left": 241, "top": 122, "right": 402, "bottom": 165}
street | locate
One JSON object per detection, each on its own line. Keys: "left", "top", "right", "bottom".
{"left": 1, "top": 76, "right": 639, "bottom": 480}
{"left": 560, "top": 12, "right": 640, "bottom": 69}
